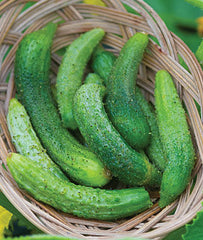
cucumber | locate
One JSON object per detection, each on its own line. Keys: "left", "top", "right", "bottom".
{"left": 105, "top": 32, "right": 150, "bottom": 149}
{"left": 50, "top": 84, "right": 86, "bottom": 145}
{"left": 7, "top": 98, "right": 68, "bottom": 181}
{"left": 84, "top": 73, "right": 103, "bottom": 85}
{"left": 51, "top": 83, "right": 58, "bottom": 103}
{"left": 135, "top": 88, "right": 167, "bottom": 172}
{"left": 91, "top": 44, "right": 116, "bottom": 83}
{"left": 56, "top": 28, "right": 105, "bottom": 129}
{"left": 14, "top": 23, "right": 111, "bottom": 187}
{"left": 73, "top": 83, "right": 162, "bottom": 188}
{"left": 155, "top": 70, "right": 195, "bottom": 207}
{"left": 7, "top": 153, "right": 152, "bottom": 221}
{"left": 91, "top": 45, "right": 167, "bottom": 171}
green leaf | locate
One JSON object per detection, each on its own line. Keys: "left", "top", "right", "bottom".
{"left": 185, "top": 0, "right": 203, "bottom": 9}
{"left": 162, "top": 226, "right": 186, "bottom": 240}
{"left": 182, "top": 206, "right": 203, "bottom": 240}
{"left": 20, "top": 2, "right": 36, "bottom": 13}
{"left": 196, "top": 39, "right": 203, "bottom": 67}
{"left": 0, "top": 192, "right": 41, "bottom": 235}
{"left": 83, "top": 0, "right": 106, "bottom": 6}
{"left": 144, "top": 0, "right": 202, "bottom": 20}
{"left": 0, "top": 206, "right": 13, "bottom": 238}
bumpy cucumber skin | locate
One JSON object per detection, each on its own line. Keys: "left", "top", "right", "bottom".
{"left": 74, "top": 83, "right": 162, "bottom": 188}
{"left": 91, "top": 44, "right": 116, "bottom": 83}
{"left": 7, "top": 98, "right": 68, "bottom": 181}
{"left": 14, "top": 23, "right": 110, "bottom": 187}
{"left": 50, "top": 84, "right": 86, "bottom": 145}
{"left": 155, "top": 70, "right": 195, "bottom": 208}
{"left": 91, "top": 45, "right": 166, "bottom": 171}
{"left": 105, "top": 33, "right": 150, "bottom": 150}
{"left": 84, "top": 73, "right": 103, "bottom": 85}
{"left": 7, "top": 153, "right": 152, "bottom": 221}
{"left": 135, "top": 88, "right": 167, "bottom": 172}
{"left": 56, "top": 28, "right": 105, "bottom": 130}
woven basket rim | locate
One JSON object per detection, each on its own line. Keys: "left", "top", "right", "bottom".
{"left": 0, "top": 0, "right": 203, "bottom": 239}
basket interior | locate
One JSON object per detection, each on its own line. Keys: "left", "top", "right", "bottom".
{"left": 0, "top": 0, "right": 203, "bottom": 239}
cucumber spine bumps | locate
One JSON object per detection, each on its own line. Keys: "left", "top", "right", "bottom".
{"left": 105, "top": 32, "right": 150, "bottom": 149}
{"left": 91, "top": 44, "right": 116, "bottom": 82}
{"left": 7, "top": 153, "right": 152, "bottom": 221}
{"left": 155, "top": 70, "right": 195, "bottom": 207}
{"left": 73, "top": 83, "right": 162, "bottom": 188}
{"left": 7, "top": 98, "right": 68, "bottom": 181}
{"left": 91, "top": 45, "right": 167, "bottom": 172}
{"left": 135, "top": 88, "right": 167, "bottom": 172}
{"left": 14, "top": 23, "right": 111, "bottom": 187}
{"left": 84, "top": 73, "right": 104, "bottom": 85}
{"left": 56, "top": 28, "right": 105, "bottom": 129}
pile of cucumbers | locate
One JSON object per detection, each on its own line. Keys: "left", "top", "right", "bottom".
{"left": 6, "top": 22, "right": 195, "bottom": 221}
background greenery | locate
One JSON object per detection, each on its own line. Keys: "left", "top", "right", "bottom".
{"left": 144, "top": 0, "right": 202, "bottom": 52}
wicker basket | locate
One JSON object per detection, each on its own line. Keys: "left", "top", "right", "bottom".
{"left": 0, "top": 0, "right": 202, "bottom": 239}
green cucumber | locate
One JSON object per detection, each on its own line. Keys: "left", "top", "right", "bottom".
{"left": 105, "top": 32, "right": 150, "bottom": 149}
{"left": 7, "top": 98, "right": 68, "bottom": 181}
{"left": 7, "top": 153, "right": 152, "bottom": 221}
{"left": 56, "top": 28, "right": 105, "bottom": 129}
{"left": 84, "top": 73, "right": 103, "bottom": 85}
{"left": 50, "top": 84, "right": 86, "bottom": 145}
{"left": 51, "top": 83, "right": 58, "bottom": 103}
{"left": 155, "top": 70, "right": 195, "bottom": 207}
{"left": 91, "top": 44, "right": 116, "bottom": 83}
{"left": 73, "top": 83, "right": 162, "bottom": 188}
{"left": 135, "top": 88, "right": 167, "bottom": 172}
{"left": 14, "top": 23, "right": 111, "bottom": 187}
{"left": 91, "top": 45, "right": 167, "bottom": 171}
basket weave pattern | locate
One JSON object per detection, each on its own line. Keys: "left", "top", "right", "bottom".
{"left": 0, "top": 0, "right": 202, "bottom": 239}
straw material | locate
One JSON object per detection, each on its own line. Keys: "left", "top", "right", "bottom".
{"left": 0, "top": 0, "right": 202, "bottom": 239}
